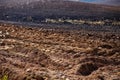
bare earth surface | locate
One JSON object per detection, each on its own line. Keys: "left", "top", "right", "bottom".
{"left": 0, "top": 23, "right": 120, "bottom": 80}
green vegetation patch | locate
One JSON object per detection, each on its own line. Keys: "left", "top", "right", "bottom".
{"left": 0, "top": 75, "right": 8, "bottom": 80}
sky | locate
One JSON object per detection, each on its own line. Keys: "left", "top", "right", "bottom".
{"left": 71, "top": 0, "right": 120, "bottom": 6}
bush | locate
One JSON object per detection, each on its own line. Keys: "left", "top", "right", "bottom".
{"left": 0, "top": 75, "right": 8, "bottom": 80}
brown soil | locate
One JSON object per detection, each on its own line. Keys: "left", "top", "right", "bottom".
{"left": 0, "top": 23, "right": 120, "bottom": 80}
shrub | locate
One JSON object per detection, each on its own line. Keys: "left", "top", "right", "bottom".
{"left": 0, "top": 75, "right": 8, "bottom": 80}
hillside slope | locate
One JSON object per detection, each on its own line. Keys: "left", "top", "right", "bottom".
{"left": 0, "top": 0, "right": 120, "bottom": 22}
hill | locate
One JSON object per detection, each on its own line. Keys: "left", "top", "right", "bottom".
{"left": 0, "top": 0, "right": 120, "bottom": 22}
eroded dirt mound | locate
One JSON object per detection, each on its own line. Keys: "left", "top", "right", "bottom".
{"left": 0, "top": 23, "right": 120, "bottom": 80}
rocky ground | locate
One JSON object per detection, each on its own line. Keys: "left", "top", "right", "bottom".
{"left": 0, "top": 23, "right": 120, "bottom": 80}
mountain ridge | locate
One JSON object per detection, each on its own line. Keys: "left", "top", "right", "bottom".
{"left": 0, "top": 0, "right": 120, "bottom": 22}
